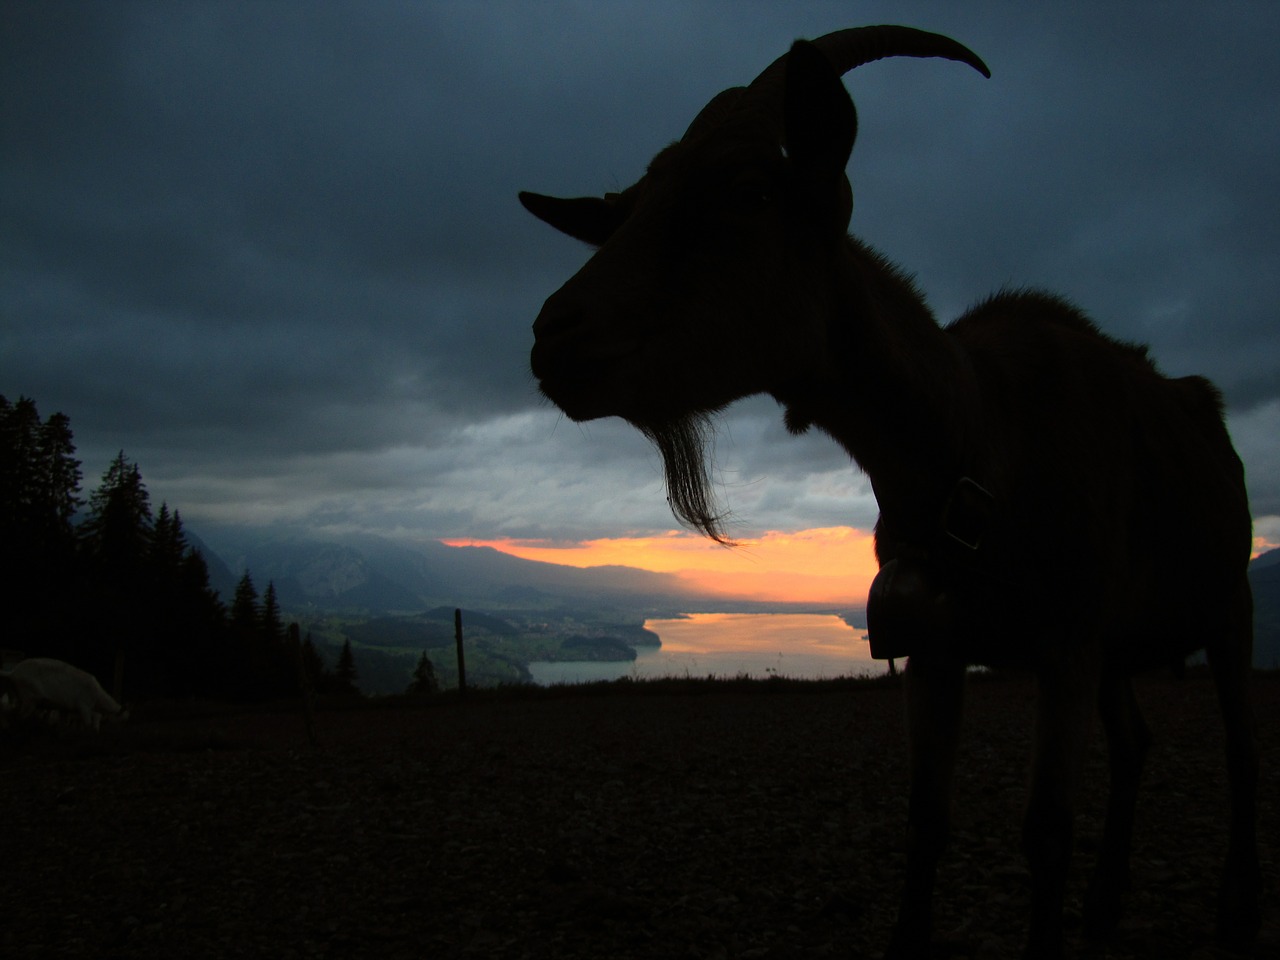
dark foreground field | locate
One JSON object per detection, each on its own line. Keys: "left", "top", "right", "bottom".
{"left": 3, "top": 672, "right": 1277, "bottom": 959}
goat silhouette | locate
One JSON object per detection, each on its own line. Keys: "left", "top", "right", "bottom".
{"left": 520, "top": 25, "right": 1259, "bottom": 959}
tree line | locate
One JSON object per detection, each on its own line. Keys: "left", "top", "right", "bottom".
{"left": 0, "top": 395, "right": 359, "bottom": 702}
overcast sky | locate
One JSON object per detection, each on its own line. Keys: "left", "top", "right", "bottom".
{"left": 4, "top": 1, "right": 1279, "bottom": 559}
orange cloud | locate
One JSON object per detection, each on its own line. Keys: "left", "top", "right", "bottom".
{"left": 444, "top": 527, "right": 879, "bottom": 605}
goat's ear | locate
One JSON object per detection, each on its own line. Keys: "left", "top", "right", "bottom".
{"left": 519, "top": 191, "right": 622, "bottom": 247}
{"left": 783, "top": 40, "right": 856, "bottom": 197}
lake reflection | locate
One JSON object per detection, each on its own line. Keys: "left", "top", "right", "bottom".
{"left": 528, "top": 613, "right": 888, "bottom": 686}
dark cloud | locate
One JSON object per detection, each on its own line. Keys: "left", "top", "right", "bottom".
{"left": 2, "top": 2, "right": 1277, "bottom": 545}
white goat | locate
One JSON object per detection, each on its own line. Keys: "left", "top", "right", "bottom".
{"left": 0, "top": 658, "right": 126, "bottom": 731}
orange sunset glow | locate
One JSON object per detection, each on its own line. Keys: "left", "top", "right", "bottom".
{"left": 445, "top": 526, "right": 880, "bottom": 605}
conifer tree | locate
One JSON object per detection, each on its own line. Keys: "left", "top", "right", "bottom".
{"left": 144, "top": 504, "right": 224, "bottom": 697}
{"left": 334, "top": 638, "right": 359, "bottom": 695}
{"left": 300, "top": 630, "right": 327, "bottom": 689}
{"left": 258, "top": 581, "right": 294, "bottom": 697}
{"left": 0, "top": 396, "right": 44, "bottom": 536}
{"left": 81, "top": 451, "right": 153, "bottom": 572}
{"left": 179, "top": 548, "right": 226, "bottom": 642}
{"left": 75, "top": 452, "right": 155, "bottom": 682}
{"left": 150, "top": 503, "right": 188, "bottom": 573}
{"left": 0, "top": 402, "right": 226, "bottom": 698}
{"left": 231, "top": 572, "right": 260, "bottom": 632}
{"left": 38, "top": 411, "right": 82, "bottom": 538}
{"left": 164, "top": 545, "right": 226, "bottom": 698}
{"left": 408, "top": 651, "right": 439, "bottom": 695}
{"left": 0, "top": 398, "right": 82, "bottom": 543}
{"left": 227, "top": 572, "right": 263, "bottom": 698}
{"left": 260, "top": 581, "right": 285, "bottom": 646}
{"left": 0, "top": 397, "right": 83, "bottom": 652}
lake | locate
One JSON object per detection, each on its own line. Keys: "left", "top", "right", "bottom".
{"left": 527, "top": 612, "right": 889, "bottom": 686}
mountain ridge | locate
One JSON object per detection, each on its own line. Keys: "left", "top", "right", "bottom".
{"left": 192, "top": 525, "right": 731, "bottom": 616}
{"left": 187, "top": 528, "right": 1280, "bottom": 667}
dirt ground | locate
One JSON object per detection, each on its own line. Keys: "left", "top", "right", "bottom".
{"left": 2, "top": 671, "right": 1277, "bottom": 959}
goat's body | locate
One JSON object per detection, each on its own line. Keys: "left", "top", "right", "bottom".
{"left": 1, "top": 658, "right": 125, "bottom": 732}
{"left": 521, "top": 26, "right": 1259, "bottom": 957}
{"left": 783, "top": 257, "right": 1252, "bottom": 661}
{"left": 902, "top": 290, "right": 1249, "bottom": 671}
{"left": 801, "top": 276, "right": 1259, "bottom": 956}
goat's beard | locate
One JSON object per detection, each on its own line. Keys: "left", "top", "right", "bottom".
{"left": 635, "top": 412, "right": 732, "bottom": 545}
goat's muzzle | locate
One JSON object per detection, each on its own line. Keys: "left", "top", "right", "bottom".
{"left": 530, "top": 292, "right": 639, "bottom": 421}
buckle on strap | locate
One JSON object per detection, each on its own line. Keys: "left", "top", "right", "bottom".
{"left": 941, "top": 476, "right": 994, "bottom": 551}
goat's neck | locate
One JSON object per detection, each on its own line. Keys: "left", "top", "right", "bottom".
{"left": 775, "top": 239, "right": 975, "bottom": 547}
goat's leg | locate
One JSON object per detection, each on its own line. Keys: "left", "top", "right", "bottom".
{"left": 1206, "top": 583, "right": 1261, "bottom": 948}
{"left": 1082, "top": 673, "right": 1150, "bottom": 938}
{"left": 885, "top": 657, "right": 964, "bottom": 960}
{"left": 1021, "top": 664, "right": 1096, "bottom": 960}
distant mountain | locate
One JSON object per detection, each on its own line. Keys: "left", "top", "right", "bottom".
{"left": 1249, "top": 548, "right": 1280, "bottom": 669}
{"left": 191, "top": 526, "right": 714, "bottom": 615}
{"left": 186, "top": 528, "right": 1277, "bottom": 667}
{"left": 1252, "top": 547, "right": 1280, "bottom": 571}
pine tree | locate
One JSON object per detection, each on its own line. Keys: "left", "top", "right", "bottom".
{"left": 300, "top": 631, "right": 327, "bottom": 689}
{"left": 180, "top": 548, "right": 225, "bottom": 624}
{"left": 0, "top": 397, "right": 83, "bottom": 654}
{"left": 0, "top": 396, "right": 43, "bottom": 536}
{"left": 334, "top": 638, "right": 359, "bottom": 695}
{"left": 164, "top": 545, "right": 226, "bottom": 698}
{"left": 38, "top": 411, "right": 82, "bottom": 538}
{"left": 81, "top": 451, "right": 153, "bottom": 572}
{"left": 75, "top": 452, "right": 155, "bottom": 683}
{"left": 144, "top": 505, "right": 224, "bottom": 697}
{"left": 0, "top": 402, "right": 226, "bottom": 700}
{"left": 258, "top": 581, "right": 294, "bottom": 697}
{"left": 0, "top": 397, "right": 82, "bottom": 544}
{"left": 408, "top": 651, "right": 439, "bottom": 696}
{"left": 260, "top": 581, "right": 285, "bottom": 646}
{"left": 227, "top": 572, "right": 263, "bottom": 699}
{"left": 150, "top": 503, "right": 187, "bottom": 574}
{"left": 231, "top": 572, "right": 260, "bottom": 632}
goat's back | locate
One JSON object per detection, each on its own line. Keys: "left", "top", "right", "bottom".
{"left": 947, "top": 291, "right": 1250, "bottom": 666}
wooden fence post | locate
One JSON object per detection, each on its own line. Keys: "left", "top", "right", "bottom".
{"left": 454, "top": 607, "right": 467, "bottom": 695}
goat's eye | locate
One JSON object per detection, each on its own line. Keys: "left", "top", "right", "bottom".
{"left": 728, "top": 178, "right": 772, "bottom": 212}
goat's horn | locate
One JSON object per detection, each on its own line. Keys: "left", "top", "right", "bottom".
{"left": 683, "top": 27, "right": 986, "bottom": 143}
{"left": 750, "top": 25, "right": 989, "bottom": 96}
{"left": 807, "top": 24, "right": 989, "bottom": 80}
